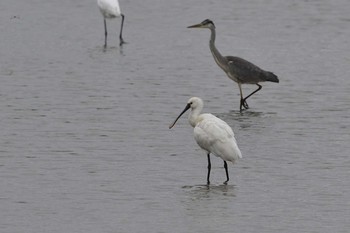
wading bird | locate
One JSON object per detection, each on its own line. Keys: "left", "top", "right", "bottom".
{"left": 169, "top": 97, "right": 242, "bottom": 184}
{"left": 188, "top": 19, "right": 279, "bottom": 111}
{"left": 97, "top": 0, "right": 125, "bottom": 46}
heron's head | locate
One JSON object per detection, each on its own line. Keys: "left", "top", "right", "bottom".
{"left": 169, "top": 97, "right": 203, "bottom": 129}
{"left": 187, "top": 19, "right": 215, "bottom": 29}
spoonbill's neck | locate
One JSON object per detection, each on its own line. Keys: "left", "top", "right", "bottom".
{"left": 188, "top": 107, "right": 203, "bottom": 128}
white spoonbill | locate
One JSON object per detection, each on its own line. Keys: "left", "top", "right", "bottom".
{"left": 169, "top": 97, "right": 242, "bottom": 184}
{"left": 97, "top": 0, "right": 125, "bottom": 46}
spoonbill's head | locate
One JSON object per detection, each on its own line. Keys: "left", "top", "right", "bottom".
{"left": 169, "top": 97, "right": 203, "bottom": 129}
{"left": 187, "top": 19, "right": 215, "bottom": 29}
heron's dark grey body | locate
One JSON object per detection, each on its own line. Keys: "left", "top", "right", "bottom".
{"left": 188, "top": 19, "right": 279, "bottom": 110}
{"left": 224, "top": 56, "right": 279, "bottom": 84}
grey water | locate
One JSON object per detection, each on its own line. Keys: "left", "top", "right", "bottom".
{"left": 1, "top": 0, "right": 349, "bottom": 232}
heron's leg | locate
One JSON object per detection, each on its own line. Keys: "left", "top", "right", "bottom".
{"left": 243, "top": 84, "right": 262, "bottom": 102}
{"left": 223, "top": 161, "right": 229, "bottom": 184}
{"left": 104, "top": 19, "right": 107, "bottom": 47}
{"left": 238, "top": 83, "right": 249, "bottom": 110}
{"left": 207, "top": 153, "right": 211, "bottom": 185}
{"left": 119, "top": 14, "right": 125, "bottom": 45}
{"left": 240, "top": 99, "right": 249, "bottom": 110}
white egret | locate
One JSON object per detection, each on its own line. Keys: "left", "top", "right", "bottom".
{"left": 97, "top": 0, "right": 125, "bottom": 46}
{"left": 188, "top": 19, "right": 279, "bottom": 111}
{"left": 169, "top": 97, "right": 242, "bottom": 184}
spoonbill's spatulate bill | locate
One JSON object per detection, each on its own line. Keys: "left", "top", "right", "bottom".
{"left": 188, "top": 19, "right": 279, "bottom": 111}
{"left": 169, "top": 97, "right": 242, "bottom": 184}
{"left": 97, "top": 0, "right": 125, "bottom": 46}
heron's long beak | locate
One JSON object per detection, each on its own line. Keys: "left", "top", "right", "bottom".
{"left": 169, "top": 103, "right": 191, "bottom": 129}
{"left": 187, "top": 23, "right": 203, "bottom": 28}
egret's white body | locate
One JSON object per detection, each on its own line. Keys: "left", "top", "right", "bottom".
{"left": 169, "top": 97, "right": 242, "bottom": 184}
{"left": 97, "top": 0, "right": 125, "bottom": 46}
{"left": 97, "top": 0, "right": 121, "bottom": 18}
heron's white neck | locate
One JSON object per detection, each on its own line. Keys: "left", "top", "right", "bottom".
{"left": 209, "top": 27, "right": 228, "bottom": 72}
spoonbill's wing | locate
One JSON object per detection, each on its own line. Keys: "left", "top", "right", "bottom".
{"left": 194, "top": 115, "right": 242, "bottom": 162}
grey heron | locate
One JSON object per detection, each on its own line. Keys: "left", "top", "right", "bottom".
{"left": 97, "top": 0, "right": 125, "bottom": 46}
{"left": 169, "top": 97, "right": 242, "bottom": 184}
{"left": 188, "top": 19, "right": 279, "bottom": 111}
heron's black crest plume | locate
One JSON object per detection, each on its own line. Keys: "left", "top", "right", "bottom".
{"left": 202, "top": 19, "right": 214, "bottom": 26}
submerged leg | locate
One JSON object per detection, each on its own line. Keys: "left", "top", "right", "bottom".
{"left": 243, "top": 84, "right": 262, "bottom": 103}
{"left": 223, "top": 161, "right": 229, "bottom": 184}
{"left": 240, "top": 98, "right": 249, "bottom": 110}
{"left": 119, "top": 14, "right": 125, "bottom": 45}
{"left": 103, "top": 19, "right": 107, "bottom": 47}
{"left": 238, "top": 83, "right": 249, "bottom": 110}
{"left": 207, "top": 153, "right": 211, "bottom": 185}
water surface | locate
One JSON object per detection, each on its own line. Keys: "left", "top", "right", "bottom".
{"left": 0, "top": 0, "right": 349, "bottom": 232}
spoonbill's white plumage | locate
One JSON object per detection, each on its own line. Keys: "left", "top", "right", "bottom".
{"left": 97, "top": 0, "right": 125, "bottom": 46}
{"left": 169, "top": 97, "right": 242, "bottom": 184}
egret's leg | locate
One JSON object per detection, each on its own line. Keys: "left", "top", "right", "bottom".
{"left": 223, "top": 161, "right": 229, "bottom": 184}
{"left": 119, "top": 14, "right": 125, "bottom": 45}
{"left": 104, "top": 19, "right": 107, "bottom": 47}
{"left": 238, "top": 83, "right": 249, "bottom": 110}
{"left": 243, "top": 84, "right": 262, "bottom": 103}
{"left": 207, "top": 153, "right": 211, "bottom": 185}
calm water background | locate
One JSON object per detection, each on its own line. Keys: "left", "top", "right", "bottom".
{"left": 1, "top": 0, "right": 349, "bottom": 232}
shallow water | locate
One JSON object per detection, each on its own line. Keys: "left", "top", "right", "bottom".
{"left": 1, "top": 0, "right": 349, "bottom": 232}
